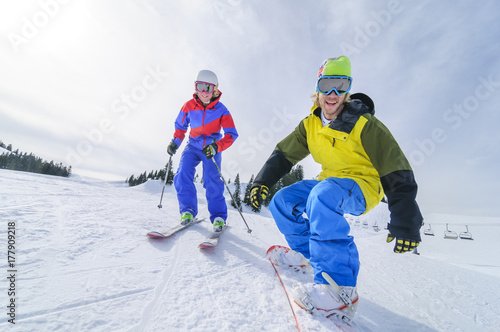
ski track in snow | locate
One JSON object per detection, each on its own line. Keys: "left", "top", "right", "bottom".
{"left": 1, "top": 169, "right": 500, "bottom": 331}
{"left": 136, "top": 233, "right": 183, "bottom": 332}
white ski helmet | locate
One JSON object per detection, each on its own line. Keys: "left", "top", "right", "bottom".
{"left": 196, "top": 70, "right": 218, "bottom": 85}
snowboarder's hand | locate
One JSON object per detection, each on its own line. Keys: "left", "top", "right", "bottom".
{"left": 167, "top": 141, "right": 178, "bottom": 156}
{"left": 387, "top": 231, "right": 419, "bottom": 253}
{"left": 250, "top": 185, "right": 269, "bottom": 209}
{"left": 202, "top": 143, "right": 218, "bottom": 159}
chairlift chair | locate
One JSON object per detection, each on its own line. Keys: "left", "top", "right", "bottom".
{"left": 373, "top": 224, "right": 380, "bottom": 232}
{"left": 459, "top": 225, "right": 474, "bottom": 240}
{"left": 424, "top": 224, "right": 435, "bottom": 236}
{"left": 444, "top": 223, "right": 458, "bottom": 240}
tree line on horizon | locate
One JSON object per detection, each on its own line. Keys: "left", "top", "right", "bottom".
{"left": 0, "top": 140, "right": 71, "bottom": 178}
{"left": 126, "top": 163, "right": 305, "bottom": 213}
{"left": 125, "top": 158, "right": 175, "bottom": 187}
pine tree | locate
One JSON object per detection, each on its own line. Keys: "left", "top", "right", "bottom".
{"left": 294, "top": 165, "right": 304, "bottom": 181}
{"left": 166, "top": 159, "right": 174, "bottom": 185}
{"left": 231, "top": 173, "right": 242, "bottom": 209}
{"left": 158, "top": 169, "right": 166, "bottom": 181}
{"left": 243, "top": 174, "right": 254, "bottom": 206}
{"left": 136, "top": 171, "right": 146, "bottom": 185}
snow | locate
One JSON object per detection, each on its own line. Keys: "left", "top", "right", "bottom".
{"left": 1, "top": 169, "right": 500, "bottom": 331}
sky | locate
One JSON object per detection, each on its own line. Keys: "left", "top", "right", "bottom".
{"left": 1, "top": 0, "right": 499, "bottom": 218}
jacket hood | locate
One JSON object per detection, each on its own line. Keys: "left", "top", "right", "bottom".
{"left": 349, "top": 93, "right": 375, "bottom": 116}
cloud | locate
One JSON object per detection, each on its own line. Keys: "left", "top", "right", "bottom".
{"left": 1, "top": 0, "right": 499, "bottom": 217}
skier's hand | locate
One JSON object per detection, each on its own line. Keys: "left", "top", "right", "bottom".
{"left": 202, "top": 143, "right": 218, "bottom": 159}
{"left": 250, "top": 185, "right": 269, "bottom": 209}
{"left": 167, "top": 141, "right": 178, "bottom": 156}
{"left": 387, "top": 231, "right": 419, "bottom": 253}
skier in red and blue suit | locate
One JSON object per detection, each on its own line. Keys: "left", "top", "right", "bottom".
{"left": 167, "top": 70, "right": 238, "bottom": 232}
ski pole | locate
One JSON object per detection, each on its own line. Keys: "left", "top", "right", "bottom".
{"left": 158, "top": 155, "right": 172, "bottom": 209}
{"left": 211, "top": 156, "right": 252, "bottom": 233}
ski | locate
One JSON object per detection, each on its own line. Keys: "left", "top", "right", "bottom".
{"left": 199, "top": 225, "right": 228, "bottom": 248}
{"left": 147, "top": 218, "right": 204, "bottom": 239}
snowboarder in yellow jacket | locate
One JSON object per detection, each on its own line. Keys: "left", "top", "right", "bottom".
{"left": 251, "top": 56, "right": 423, "bottom": 319}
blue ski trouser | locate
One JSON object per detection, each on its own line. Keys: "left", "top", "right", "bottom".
{"left": 174, "top": 143, "right": 226, "bottom": 223}
{"left": 269, "top": 178, "right": 366, "bottom": 286}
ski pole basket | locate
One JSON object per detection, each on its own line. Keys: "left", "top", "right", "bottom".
{"left": 444, "top": 223, "right": 458, "bottom": 240}
{"left": 459, "top": 225, "right": 474, "bottom": 240}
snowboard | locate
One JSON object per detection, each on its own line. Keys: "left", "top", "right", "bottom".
{"left": 267, "top": 245, "right": 360, "bottom": 331}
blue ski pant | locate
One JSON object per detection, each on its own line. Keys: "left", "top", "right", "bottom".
{"left": 174, "top": 143, "right": 226, "bottom": 223}
{"left": 269, "top": 178, "right": 366, "bottom": 287}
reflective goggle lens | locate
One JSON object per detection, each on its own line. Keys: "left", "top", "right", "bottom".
{"left": 195, "top": 81, "right": 215, "bottom": 93}
{"left": 317, "top": 76, "right": 352, "bottom": 95}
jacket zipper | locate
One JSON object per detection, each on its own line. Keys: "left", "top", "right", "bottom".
{"left": 202, "top": 105, "right": 207, "bottom": 147}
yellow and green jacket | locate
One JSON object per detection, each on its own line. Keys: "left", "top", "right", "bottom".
{"left": 254, "top": 93, "right": 423, "bottom": 240}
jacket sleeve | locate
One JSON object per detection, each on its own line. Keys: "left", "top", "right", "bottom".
{"left": 254, "top": 119, "right": 310, "bottom": 188}
{"left": 360, "top": 114, "right": 423, "bottom": 241}
{"left": 216, "top": 109, "right": 238, "bottom": 152}
{"left": 172, "top": 102, "right": 191, "bottom": 146}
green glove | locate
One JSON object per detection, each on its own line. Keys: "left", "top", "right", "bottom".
{"left": 250, "top": 185, "right": 269, "bottom": 209}
{"left": 387, "top": 231, "right": 419, "bottom": 253}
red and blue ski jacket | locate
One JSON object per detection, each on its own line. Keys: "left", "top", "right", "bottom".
{"left": 171, "top": 91, "right": 238, "bottom": 152}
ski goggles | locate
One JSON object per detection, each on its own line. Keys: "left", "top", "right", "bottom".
{"left": 316, "top": 76, "right": 352, "bottom": 95}
{"left": 195, "top": 81, "right": 216, "bottom": 94}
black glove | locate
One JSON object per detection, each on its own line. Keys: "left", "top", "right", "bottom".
{"left": 250, "top": 185, "right": 269, "bottom": 209}
{"left": 167, "top": 141, "right": 178, "bottom": 156}
{"left": 387, "top": 231, "right": 419, "bottom": 253}
{"left": 202, "top": 142, "right": 218, "bottom": 159}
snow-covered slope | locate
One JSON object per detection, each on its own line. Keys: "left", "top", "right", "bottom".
{"left": 1, "top": 169, "right": 499, "bottom": 331}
